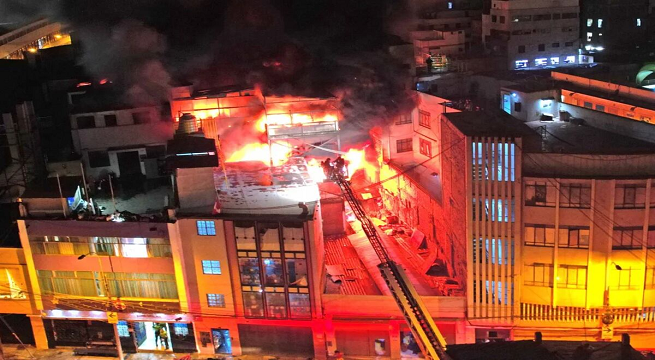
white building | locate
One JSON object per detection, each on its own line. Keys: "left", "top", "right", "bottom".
{"left": 482, "top": 0, "right": 587, "bottom": 70}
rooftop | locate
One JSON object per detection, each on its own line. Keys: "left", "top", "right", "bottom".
{"left": 524, "top": 120, "right": 655, "bottom": 155}
{"left": 444, "top": 111, "right": 536, "bottom": 138}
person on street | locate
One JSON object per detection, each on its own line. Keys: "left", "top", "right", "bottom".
{"left": 159, "top": 326, "right": 169, "bottom": 350}
{"left": 152, "top": 323, "right": 162, "bottom": 346}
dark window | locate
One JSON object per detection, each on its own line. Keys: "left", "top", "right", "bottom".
{"left": 613, "top": 227, "right": 642, "bottom": 249}
{"left": 146, "top": 145, "right": 166, "bottom": 158}
{"left": 132, "top": 111, "right": 151, "bottom": 124}
{"left": 525, "top": 225, "right": 555, "bottom": 247}
{"left": 561, "top": 12, "right": 578, "bottom": 19}
{"left": 396, "top": 138, "right": 413, "bottom": 153}
{"left": 395, "top": 114, "right": 412, "bottom": 125}
{"left": 583, "top": 101, "right": 593, "bottom": 109}
{"left": 533, "top": 14, "right": 552, "bottom": 21}
{"left": 553, "top": 13, "right": 561, "bottom": 20}
{"left": 492, "top": 15, "right": 497, "bottom": 22}
{"left": 559, "top": 183, "right": 591, "bottom": 208}
{"left": 104, "top": 114, "right": 117, "bottom": 127}
{"left": 500, "top": 16, "right": 506, "bottom": 24}
{"left": 419, "top": 138, "right": 432, "bottom": 157}
{"left": 419, "top": 110, "right": 431, "bottom": 128}
{"left": 538, "top": 44, "right": 545, "bottom": 51}
{"left": 514, "top": 102, "right": 522, "bottom": 112}
{"left": 565, "top": 41, "right": 574, "bottom": 46}
{"left": 76, "top": 116, "right": 95, "bottom": 129}
{"left": 558, "top": 227, "right": 590, "bottom": 248}
{"left": 552, "top": 42, "right": 560, "bottom": 48}
{"left": 595, "top": 104, "right": 605, "bottom": 112}
{"left": 512, "top": 15, "right": 532, "bottom": 22}
{"left": 615, "top": 184, "right": 647, "bottom": 208}
{"left": 88, "top": 151, "right": 110, "bottom": 168}
{"left": 518, "top": 45, "right": 525, "bottom": 53}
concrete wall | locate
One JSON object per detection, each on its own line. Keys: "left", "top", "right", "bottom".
{"left": 559, "top": 102, "right": 655, "bottom": 143}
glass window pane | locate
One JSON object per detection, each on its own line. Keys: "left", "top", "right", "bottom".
{"left": 239, "top": 258, "right": 261, "bottom": 286}
{"left": 525, "top": 226, "right": 534, "bottom": 244}
{"left": 286, "top": 259, "right": 308, "bottom": 287}
{"left": 289, "top": 293, "right": 311, "bottom": 318}
{"left": 243, "top": 292, "right": 264, "bottom": 318}
{"left": 263, "top": 259, "right": 284, "bottom": 286}
{"left": 282, "top": 223, "right": 305, "bottom": 252}
{"left": 235, "top": 222, "right": 256, "bottom": 250}
{"left": 580, "top": 229, "right": 590, "bottom": 246}
{"left": 121, "top": 238, "right": 148, "bottom": 258}
{"left": 265, "top": 292, "right": 287, "bottom": 319}
{"left": 558, "top": 229, "right": 568, "bottom": 246}
{"left": 259, "top": 223, "right": 280, "bottom": 251}
{"left": 545, "top": 228, "right": 555, "bottom": 245}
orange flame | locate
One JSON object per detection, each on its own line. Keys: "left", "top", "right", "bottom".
{"left": 226, "top": 141, "right": 293, "bottom": 166}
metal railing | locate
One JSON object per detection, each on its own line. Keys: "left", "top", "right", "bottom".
{"left": 30, "top": 240, "right": 172, "bottom": 258}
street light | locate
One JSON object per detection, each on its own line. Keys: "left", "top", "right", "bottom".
{"left": 77, "top": 252, "right": 124, "bottom": 359}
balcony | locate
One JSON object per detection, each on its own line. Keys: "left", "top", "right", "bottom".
{"left": 30, "top": 236, "right": 172, "bottom": 258}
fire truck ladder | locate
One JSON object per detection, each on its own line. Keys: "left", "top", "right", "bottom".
{"left": 333, "top": 174, "right": 451, "bottom": 360}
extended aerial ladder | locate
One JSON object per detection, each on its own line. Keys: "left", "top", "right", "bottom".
{"left": 332, "top": 172, "right": 451, "bottom": 360}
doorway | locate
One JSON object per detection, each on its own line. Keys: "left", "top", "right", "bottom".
{"left": 134, "top": 322, "right": 172, "bottom": 351}
{"left": 212, "top": 329, "right": 232, "bottom": 354}
{"left": 117, "top": 151, "right": 142, "bottom": 177}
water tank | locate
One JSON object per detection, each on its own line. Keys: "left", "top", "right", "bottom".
{"left": 177, "top": 113, "right": 198, "bottom": 134}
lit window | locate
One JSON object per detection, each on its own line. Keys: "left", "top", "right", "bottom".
{"left": 121, "top": 238, "right": 148, "bottom": 258}
{"left": 597, "top": 19, "right": 603, "bottom": 28}
{"left": 197, "top": 220, "right": 216, "bottom": 236}
{"left": 564, "top": 56, "right": 576, "bottom": 64}
{"left": 202, "top": 260, "right": 222, "bottom": 275}
{"left": 419, "top": 138, "right": 432, "bottom": 157}
{"left": 207, "top": 293, "right": 226, "bottom": 308}
{"left": 515, "top": 60, "right": 528, "bottom": 69}
{"left": 448, "top": 2, "right": 453, "bottom": 9}
{"left": 586, "top": 32, "right": 593, "bottom": 42}
{"left": 637, "top": 18, "right": 642, "bottom": 27}
{"left": 586, "top": 19, "right": 593, "bottom": 27}
{"left": 550, "top": 57, "right": 560, "bottom": 65}
{"left": 535, "top": 58, "right": 548, "bottom": 66}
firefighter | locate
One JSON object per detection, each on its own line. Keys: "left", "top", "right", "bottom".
{"left": 322, "top": 158, "right": 333, "bottom": 178}
{"left": 426, "top": 54, "right": 434, "bottom": 73}
{"left": 335, "top": 156, "right": 345, "bottom": 177}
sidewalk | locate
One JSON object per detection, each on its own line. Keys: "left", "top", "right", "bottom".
{"left": 0, "top": 344, "right": 295, "bottom": 360}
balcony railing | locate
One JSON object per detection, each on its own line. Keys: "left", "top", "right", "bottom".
{"left": 520, "top": 302, "right": 655, "bottom": 324}
{"left": 30, "top": 237, "right": 172, "bottom": 258}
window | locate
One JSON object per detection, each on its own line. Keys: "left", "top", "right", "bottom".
{"left": 534, "top": 14, "right": 552, "bottom": 21}
{"left": 557, "top": 265, "right": 587, "bottom": 289}
{"left": 419, "top": 110, "right": 431, "bottom": 128}
{"left": 514, "top": 102, "right": 522, "bottom": 112}
{"left": 121, "top": 237, "right": 148, "bottom": 258}
{"left": 595, "top": 104, "right": 605, "bottom": 112}
{"left": 395, "top": 114, "right": 412, "bottom": 125}
{"left": 550, "top": 57, "right": 560, "bottom": 65}
{"left": 525, "top": 225, "right": 555, "bottom": 246}
{"left": 525, "top": 182, "right": 555, "bottom": 206}
{"left": 613, "top": 227, "right": 643, "bottom": 249}
{"left": 583, "top": 101, "right": 593, "bottom": 109}
{"left": 525, "top": 263, "right": 553, "bottom": 287}
{"left": 552, "top": 42, "right": 560, "bottom": 48}
{"left": 197, "top": 220, "right": 216, "bottom": 236}
{"left": 263, "top": 258, "right": 284, "bottom": 286}
{"left": 448, "top": 1, "right": 453, "bottom": 9}
{"left": 586, "top": 19, "right": 593, "bottom": 27}
{"left": 202, "top": 260, "right": 222, "bottom": 275}
{"left": 419, "top": 138, "right": 432, "bottom": 157}
{"left": 396, "top": 138, "right": 412, "bottom": 153}
{"left": 561, "top": 12, "right": 578, "bottom": 19}
{"left": 518, "top": 45, "right": 525, "bottom": 53}
{"left": 535, "top": 58, "right": 547, "bottom": 66}
{"left": 76, "top": 115, "right": 95, "bottom": 129}
{"left": 512, "top": 15, "right": 531, "bottom": 22}
{"left": 648, "top": 227, "right": 655, "bottom": 248}
{"left": 586, "top": 32, "right": 593, "bottom": 42}
{"left": 553, "top": 13, "right": 561, "bottom": 20}
{"left": 515, "top": 60, "right": 528, "bottom": 69}
{"left": 565, "top": 41, "right": 574, "bottom": 47}
{"left": 500, "top": 16, "right": 505, "bottom": 24}
{"left": 289, "top": 293, "right": 311, "bottom": 319}
{"left": 132, "top": 111, "right": 151, "bottom": 124}
{"left": 207, "top": 293, "right": 226, "bottom": 308}
{"left": 0, "top": 268, "right": 26, "bottom": 299}
{"left": 88, "top": 151, "right": 110, "bottom": 168}
{"left": 597, "top": 19, "right": 603, "bottom": 28}
{"left": 559, "top": 183, "right": 591, "bottom": 208}
{"left": 615, "top": 184, "right": 647, "bottom": 208}
{"left": 538, "top": 44, "right": 545, "bottom": 52}
{"left": 492, "top": 15, "right": 497, "bottom": 22}
{"left": 611, "top": 267, "right": 636, "bottom": 290}
{"left": 564, "top": 55, "right": 576, "bottom": 63}
{"left": 637, "top": 18, "right": 642, "bottom": 27}
{"left": 558, "top": 227, "right": 590, "bottom": 248}
{"left": 243, "top": 292, "right": 264, "bottom": 317}
{"left": 104, "top": 114, "right": 117, "bottom": 127}
{"left": 286, "top": 259, "right": 308, "bottom": 287}
{"left": 239, "top": 258, "right": 261, "bottom": 285}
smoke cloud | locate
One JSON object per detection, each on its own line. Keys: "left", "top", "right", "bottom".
{"left": 2, "top": 0, "right": 416, "bottom": 140}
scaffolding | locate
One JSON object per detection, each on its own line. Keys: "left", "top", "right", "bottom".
{"left": 0, "top": 101, "right": 45, "bottom": 201}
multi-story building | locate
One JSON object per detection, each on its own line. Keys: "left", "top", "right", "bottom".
{"left": 69, "top": 84, "right": 174, "bottom": 181}
{"left": 380, "top": 92, "right": 655, "bottom": 345}
{"left": 580, "top": 0, "right": 649, "bottom": 59}
{"left": 0, "top": 18, "right": 70, "bottom": 60}
{"left": 482, "top": 0, "right": 586, "bottom": 70}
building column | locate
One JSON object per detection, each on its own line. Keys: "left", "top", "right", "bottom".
{"left": 28, "top": 315, "right": 48, "bottom": 349}
{"left": 313, "top": 319, "right": 328, "bottom": 360}
{"left": 389, "top": 320, "right": 402, "bottom": 359}
{"left": 324, "top": 316, "right": 336, "bottom": 357}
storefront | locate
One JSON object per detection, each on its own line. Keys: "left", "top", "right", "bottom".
{"left": 41, "top": 310, "right": 197, "bottom": 353}
{"left": 238, "top": 324, "right": 313, "bottom": 356}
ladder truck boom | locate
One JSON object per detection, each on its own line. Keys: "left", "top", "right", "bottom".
{"left": 332, "top": 172, "right": 451, "bottom": 360}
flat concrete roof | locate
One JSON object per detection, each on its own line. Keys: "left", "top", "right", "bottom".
{"left": 524, "top": 120, "right": 655, "bottom": 154}
{"left": 445, "top": 111, "right": 536, "bottom": 138}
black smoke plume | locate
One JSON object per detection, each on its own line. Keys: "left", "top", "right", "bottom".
{"left": 2, "top": 0, "right": 415, "bottom": 138}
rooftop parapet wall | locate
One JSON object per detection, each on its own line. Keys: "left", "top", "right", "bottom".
{"left": 552, "top": 71, "right": 655, "bottom": 104}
